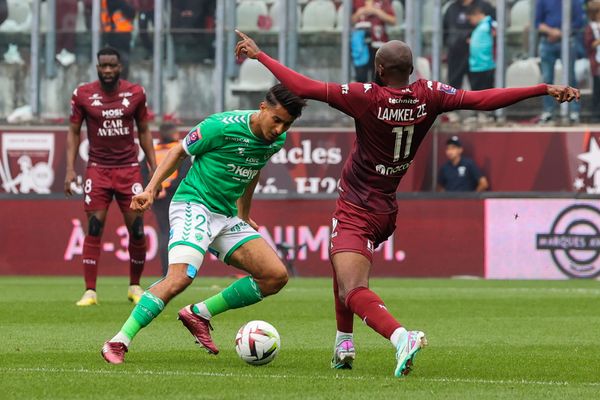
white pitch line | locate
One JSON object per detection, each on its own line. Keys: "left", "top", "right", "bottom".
{"left": 2, "top": 367, "right": 599, "bottom": 387}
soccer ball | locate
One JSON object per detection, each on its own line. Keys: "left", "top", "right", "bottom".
{"left": 235, "top": 320, "right": 281, "bottom": 365}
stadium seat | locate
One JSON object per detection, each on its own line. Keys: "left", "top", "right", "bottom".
{"left": 506, "top": 58, "right": 542, "bottom": 87}
{"left": 508, "top": 0, "right": 530, "bottom": 34}
{"left": 334, "top": 3, "right": 344, "bottom": 32}
{"left": 230, "top": 59, "right": 276, "bottom": 94}
{"left": 387, "top": 0, "right": 404, "bottom": 36}
{"left": 0, "top": 0, "right": 32, "bottom": 33}
{"left": 236, "top": 0, "right": 269, "bottom": 32}
{"left": 300, "top": 0, "right": 336, "bottom": 32}
{"left": 76, "top": 0, "right": 87, "bottom": 33}
{"left": 415, "top": 56, "right": 432, "bottom": 80}
{"left": 268, "top": 0, "right": 301, "bottom": 32}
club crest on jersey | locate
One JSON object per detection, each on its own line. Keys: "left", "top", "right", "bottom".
{"left": 186, "top": 128, "right": 201, "bottom": 146}
{"left": 437, "top": 82, "right": 457, "bottom": 95}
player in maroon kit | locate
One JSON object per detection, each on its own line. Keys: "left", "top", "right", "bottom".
{"left": 234, "top": 31, "right": 580, "bottom": 376}
{"left": 64, "top": 47, "right": 157, "bottom": 307}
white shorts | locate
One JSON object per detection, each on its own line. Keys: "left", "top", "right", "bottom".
{"left": 168, "top": 201, "right": 261, "bottom": 270}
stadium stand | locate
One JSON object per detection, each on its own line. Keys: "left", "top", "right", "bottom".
{"left": 508, "top": 0, "right": 530, "bottom": 34}
{"left": 506, "top": 58, "right": 542, "bottom": 87}
{"left": 236, "top": 0, "right": 269, "bottom": 31}
{"left": 0, "top": 0, "right": 32, "bottom": 33}
{"left": 300, "top": 0, "right": 337, "bottom": 32}
{"left": 229, "top": 59, "right": 276, "bottom": 95}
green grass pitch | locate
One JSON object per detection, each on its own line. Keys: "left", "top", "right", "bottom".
{"left": 1, "top": 276, "right": 599, "bottom": 399}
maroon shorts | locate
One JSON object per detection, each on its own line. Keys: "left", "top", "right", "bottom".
{"left": 83, "top": 165, "right": 143, "bottom": 213}
{"left": 329, "top": 199, "right": 397, "bottom": 263}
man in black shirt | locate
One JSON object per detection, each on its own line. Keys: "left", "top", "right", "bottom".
{"left": 443, "top": 0, "right": 495, "bottom": 89}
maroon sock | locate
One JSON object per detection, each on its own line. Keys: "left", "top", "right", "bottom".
{"left": 82, "top": 235, "right": 101, "bottom": 290}
{"left": 128, "top": 237, "right": 146, "bottom": 285}
{"left": 345, "top": 287, "right": 402, "bottom": 339}
{"left": 332, "top": 268, "right": 354, "bottom": 333}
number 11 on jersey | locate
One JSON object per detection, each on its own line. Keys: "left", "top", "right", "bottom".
{"left": 392, "top": 125, "right": 414, "bottom": 162}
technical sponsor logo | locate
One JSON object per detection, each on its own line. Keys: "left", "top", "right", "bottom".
{"left": 536, "top": 204, "right": 600, "bottom": 278}
{"left": 375, "top": 161, "right": 412, "bottom": 176}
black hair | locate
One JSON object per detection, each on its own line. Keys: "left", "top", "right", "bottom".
{"left": 265, "top": 83, "right": 307, "bottom": 119}
{"left": 97, "top": 47, "right": 121, "bottom": 61}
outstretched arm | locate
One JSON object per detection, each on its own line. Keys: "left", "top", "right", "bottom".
{"left": 458, "top": 84, "right": 579, "bottom": 111}
{"left": 235, "top": 30, "right": 328, "bottom": 101}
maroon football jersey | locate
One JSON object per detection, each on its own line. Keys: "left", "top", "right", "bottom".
{"left": 70, "top": 80, "right": 149, "bottom": 166}
{"left": 325, "top": 79, "right": 466, "bottom": 213}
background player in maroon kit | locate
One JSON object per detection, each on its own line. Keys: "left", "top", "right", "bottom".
{"left": 64, "top": 47, "right": 157, "bottom": 307}
{"left": 234, "top": 31, "right": 580, "bottom": 376}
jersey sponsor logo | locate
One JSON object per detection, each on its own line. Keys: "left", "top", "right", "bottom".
{"left": 225, "top": 136, "right": 250, "bottom": 143}
{"left": 388, "top": 97, "right": 419, "bottom": 105}
{"left": 341, "top": 84, "right": 349, "bottom": 94}
{"left": 375, "top": 161, "right": 412, "bottom": 176}
{"left": 186, "top": 128, "right": 201, "bottom": 146}
{"left": 98, "top": 119, "right": 130, "bottom": 136}
{"left": 437, "top": 82, "right": 457, "bottom": 95}
{"left": 102, "top": 108, "right": 124, "bottom": 118}
{"left": 226, "top": 163, "right": 259, "bottom": 180}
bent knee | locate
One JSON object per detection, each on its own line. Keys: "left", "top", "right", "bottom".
{"left": 260, "top": 269, "right": 288, "bottom": 296}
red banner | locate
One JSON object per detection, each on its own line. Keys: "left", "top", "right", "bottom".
{"left": 2, "top": 127, "right": 598, "bottom": 195}
{"left": 0, "top": 199, "right": 484, "bottom": 277}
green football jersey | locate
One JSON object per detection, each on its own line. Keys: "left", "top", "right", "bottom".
{"left": 173, "top": 110, "right": 286, "bottom": 216}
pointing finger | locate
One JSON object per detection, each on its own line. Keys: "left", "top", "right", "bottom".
{"left": 235, "top": 29, "right": 248, "bottom": 40}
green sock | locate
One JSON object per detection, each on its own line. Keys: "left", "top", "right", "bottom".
{"left": 200, "top": 276, "right": 263, "bottom": 317}
{"left": 120, "top": 291, "right": 165, "bottom": 340}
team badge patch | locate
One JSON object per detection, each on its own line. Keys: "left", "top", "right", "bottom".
{"left": 437, "top": 82, "right": 457, "bottom": 95}
{"left": 186, "top": 128, "right": 202, "bottom": 146}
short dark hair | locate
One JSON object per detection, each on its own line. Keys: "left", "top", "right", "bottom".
{"left": 97, "top": 47, "right": 121, "bottom": 61}
{"left": 265, "top": 84, "right": 307, "bottom": 119}
{"left": 466, "top": 4, "right": 485, "bottom": 16}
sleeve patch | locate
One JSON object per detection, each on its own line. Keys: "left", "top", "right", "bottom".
{"left": 185, "top": 127, "right": 202, "bottom": 146}
{"left": 437, "top": 82, "right": 457, "bottom": 95}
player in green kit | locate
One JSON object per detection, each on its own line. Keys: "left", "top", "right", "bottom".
{"left": 101, "top": 84, "right": 307, "bottom": 364}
